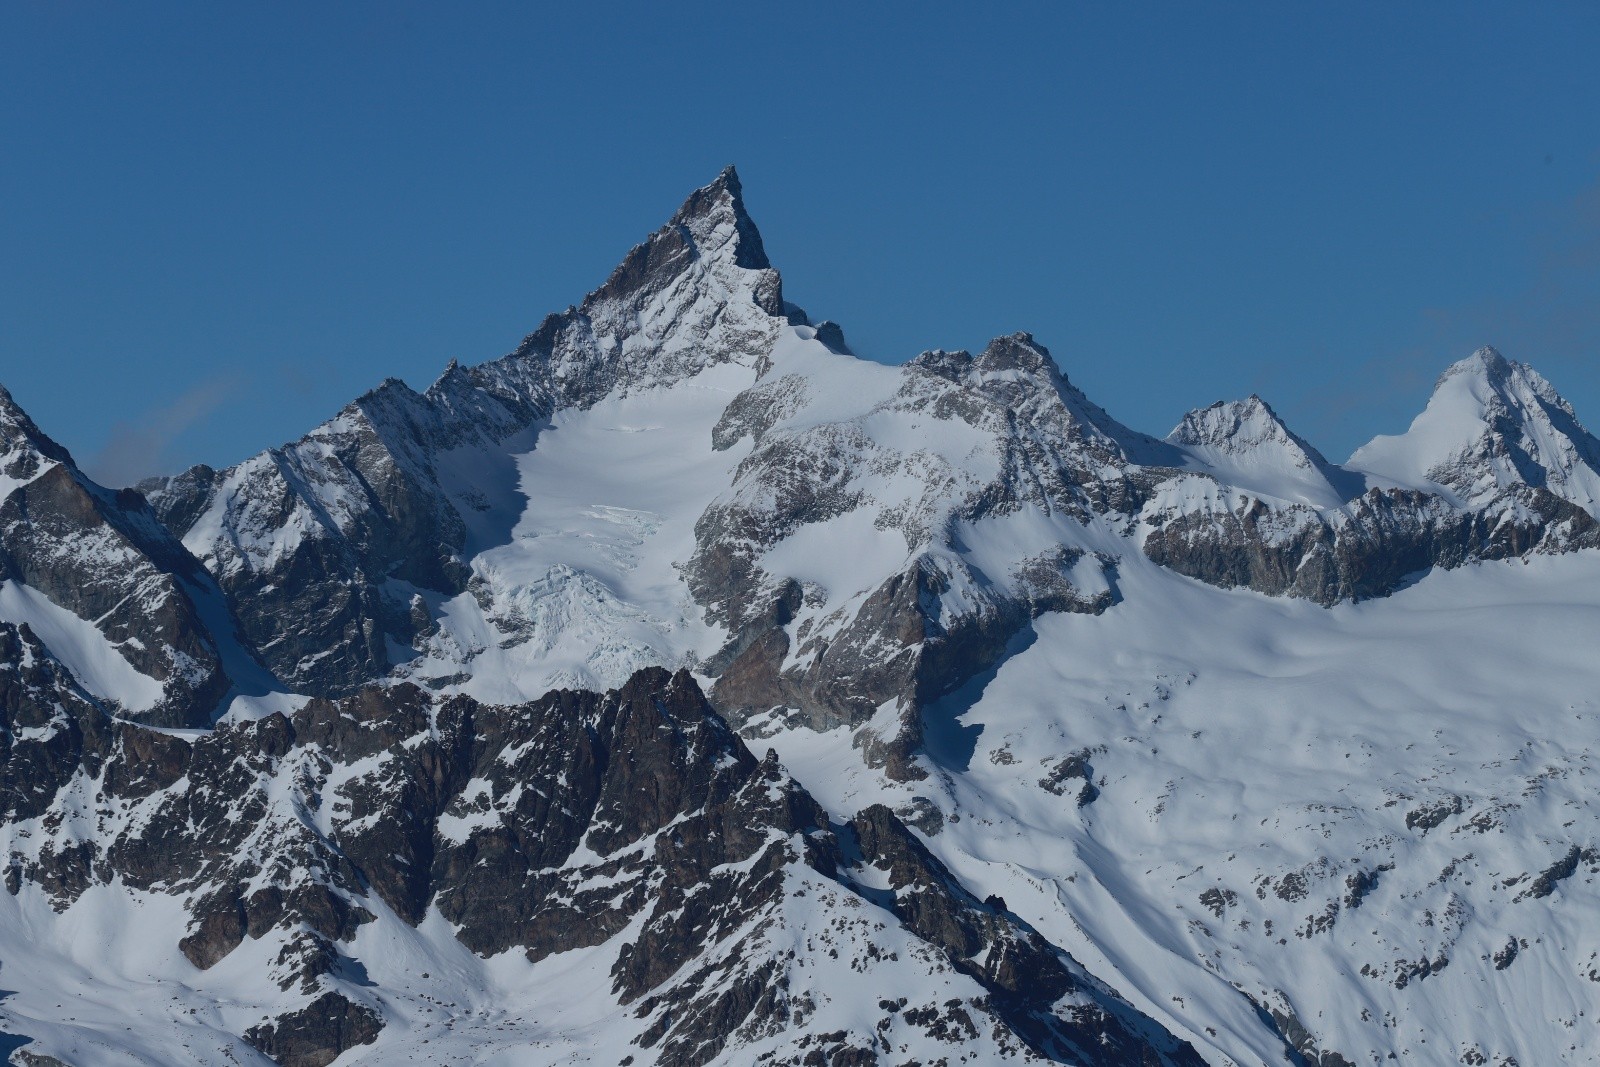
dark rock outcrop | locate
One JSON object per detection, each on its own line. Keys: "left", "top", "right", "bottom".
{"left": 0, "top": 666, "right": 1208, "bottom": 1066}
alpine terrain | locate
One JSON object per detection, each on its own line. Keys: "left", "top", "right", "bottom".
{"left": 4, "top": 168, "right": 1600, "bottom": 1066}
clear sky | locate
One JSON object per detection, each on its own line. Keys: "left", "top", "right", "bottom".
{"left": 3, "top": 3, "right": 1598, "bottom": 485}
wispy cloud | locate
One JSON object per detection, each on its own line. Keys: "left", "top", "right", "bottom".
{"left": 85, "top": 376, "right": 238, "bottom": 487}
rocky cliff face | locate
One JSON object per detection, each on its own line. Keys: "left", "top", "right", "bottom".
{"left": 0, "top": 386, "right": 234, "bottom": 728}
{"left": 0, "top": 664, "right": 1207, "bottom": 1067}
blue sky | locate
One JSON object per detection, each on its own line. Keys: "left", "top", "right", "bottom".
{"left": 3, "top": 3, "right": 1598, "bottom": 484}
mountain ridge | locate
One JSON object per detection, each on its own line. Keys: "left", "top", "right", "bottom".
{"left": 4, "top": 170, "right": 1600, "bottom": 1066}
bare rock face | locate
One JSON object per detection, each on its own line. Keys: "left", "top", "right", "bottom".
{"left": 243, "top": 992, "right": 383, "bottom": 1067}
{"left": 138, "top": 379, "right": 480, "bottom": 696}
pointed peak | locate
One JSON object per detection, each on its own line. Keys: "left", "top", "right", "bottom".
{"left": 0, "top": 382, "right": 24, "bottom": 420}
{"left": 1350, "top": 346, "right": 1600, "bottom": 513}
{"left": 0, "top": 381, "right": 73, "bottom": 467}
{"left": 1428, "top": 345, "right": 1568, "bottom": 413}
{"left": 579, "top": 167, "right": 782, "bottom": 320}
{"left": 1181, "top": 393, "right": 1276, "bottom": 421}
{"left": 1470, "top": 343, "right": 1508, "bottom": 368}
{"left": 1167, "top": 394, "right": 1355, "bottom": 505}
{"left": 911, "top": 333, "right": 1068, "bottom": 392}
{"left": 975, "top": 332, "right": 1059, "bottom": 377}
{"left": 1439, "top": 344, "right": 1514, "bottom": 388}
{"left": 666, "top": 165, "right": 769, "bottom": 272}
{"left": 713, "top": 163, "right": 742, "bottom": 195}
{"left": 907, "top": 334, "right": 1171, "bottom": 464}
{"left": 671, "top": 165, "right": 741, "bottom": 219}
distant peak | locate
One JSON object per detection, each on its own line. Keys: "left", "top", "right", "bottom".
{"left": 1168, "top": 394, "right": 1325, "bottom": 464}
{"left": 1165, "top": 394, "right": 1358, "bottom": 504}
{"left": 1428, "top": 345, "right": 1570, "bottom": 415}
{"left": 1439, "top": 345, "right": 1513, "bottom": 387}
{"left": 1350, "top": 345, "right": 1600, "bottom": 513}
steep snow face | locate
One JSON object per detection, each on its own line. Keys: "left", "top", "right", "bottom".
{"left": 1167, "top": 395, "right": 1357, "bottom": 508}
{"left": 1351, "top": 346, "right": 1600, "bottom": 514}
{"left": 0, "top": 580, "right": 165, "bottom": 713}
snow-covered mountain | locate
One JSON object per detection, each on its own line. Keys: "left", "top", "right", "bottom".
{"left": 5, "top": 169, "right": 1600, "bottom": 1066}
{"left": 1166, "top": 394, "right": 1359, "bottom": 509}
{"left": 1352, "top": 345, "right": 1600, "bottom": 514}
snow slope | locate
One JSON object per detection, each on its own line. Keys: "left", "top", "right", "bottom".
{"left": 0, "top": 581, "right": 164, "bottom": 715}
{"left": 401, "top": 362, "right": 760, "bottom": 700}
{"left": 764, "top": 549, "right": 1600, "bottom": 1066}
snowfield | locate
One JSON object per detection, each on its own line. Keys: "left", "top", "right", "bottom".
{"left": 764, "top": 549, "right": 1600, "bottom": 1065}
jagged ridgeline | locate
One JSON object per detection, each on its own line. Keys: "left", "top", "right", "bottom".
{"left": 3, "top": 168, "right": 1600, "bottom": 1065}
